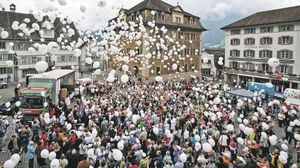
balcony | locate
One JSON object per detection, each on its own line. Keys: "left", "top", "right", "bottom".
{"left": 225, "top": 67, "right": 300, "bottom": 81}
{"left": 228, "top": 57, "right": 295, "bottom": 64}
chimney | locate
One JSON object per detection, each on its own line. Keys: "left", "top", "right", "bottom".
{"left": 9, "top": 3, "right": 16, "bottom": 12}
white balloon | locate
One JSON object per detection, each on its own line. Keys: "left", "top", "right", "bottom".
{"left": 93, "top": 61, "right": 100, "bottom": 69}
{"left": 208, "top": 138, "right": 215, "bottom": 147}
{"left": 85, "top": 57, "right": 93, "bottom": 65}
{"left": 5, "top": 102, "right": 11, "bottom": 108}
{"left": 41, "top": 149, "right": 49, "bottom": 159}
{"left": 10, "top": 154, "right": 20, "bottom": 163}
{"left": 195, "top": 142, "right": 201, "bottom": 151}
{"left": 50, "top": 159, "right": 59, "bottom": 168}
{"left": 122, "top": 65, "right": 129, "bottom": 72}
{"left": 202, "top": 142, "right": 212, "bottom": 153}
{"left": 121, "top": 74, "right": 129, "bottom": 83}
{"left": 3, "top": 160, "right": 14, "bottom": 168}
{"left": 58, "top": 0, "right": 67, "bottom": 6}
{"left": 98, "top": 0, "right": 107, "bottom": 7}
{"left": 32, "top": 23, "right": 40, "bottom": 31}
{"left": 106, "top": 75, "right": 115, "bottom": 83}
{"left": 155, "top": 76, "right": 163, "bottom": 82}
{"left": 279, "top": 154, "right": 288, "bottom": 164}
{"left": 153, "top": 127, "right": 159, "bottom": 135}
{"left": 226, "top": 124, "right": 234, "bottom": 132}
{"left": 213, "top": 97, "right": 221, "bottom": 105}
{"left": 74, "top": 49, "right": 82, "bottom": 57}
{"left": 80, "top": 5, "right": 86, "bottom": 12}
{"left": 268, "top": 135, "right": 278, "bottom": 146}
{"left": 87, "top": 148, "right": 94, "bottom": 157}
{"left": 117, "top": 141, "right": 124, "bottom": 150}
{"left": 1, "top": 31, "right": 9, "bottom": 39}
{"left": 172, "top": 64, "right": 178, "bottom": 70}
{"left": 41, "top": 91, "right": 46, "bottom": 97}
{"left": 179, "top": 153, "right": 187, "bottom": 163}
{"left": 295, "top": 133, "right": 300, "bottom": 141}
{"left": 47, "top": 42, "right": 59, "bottom": 53}
{"left": 44, "top": 102, "right": 49, "bottom": 108}
{"left": 112, "top": 149, "right": 123, "bottom": 161}
{"left": 38, "top": 44, "right": 48, "bottom": 55}
{"left": 195, "top": 134, "right": 200, "bottom": 142}
{"left": 281, "top": 143, "right": 288, "bottom": 151}
{"left": 15, "top": 101, "right": 21, "bottom": 107}
{"left": 94, "top": 69, "right": 101, "bottom": 75}
{"left": 268, "top": 58, "right": 280, "bottom": 68}
{"left": 49, "top": 151, "right": 56, "bottom": 160}
{"left": 12, "top": 23, "right": 19, "bottom": 30}
{"left": 243, "top": 127, "right": 253, "bottom": 135}
{"left": 237, "top": 137, "right": 244, "bottom": 145}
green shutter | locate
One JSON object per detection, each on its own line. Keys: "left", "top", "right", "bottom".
{"left": 288, "top": 66, "right": 293, "bottom": 74}
{"left": 277, "top": 51, "right": 281, "bottom": 59}
{"left": 260, "top": 38, "right": 263, "bottom": 45}
{"left": 290, "top": 36, "right": 293, "bottom": 44}
{"left": 289, "top": 51, "right": 293, "bottom": 59}
{"left": 278, "top": 37, "right": 282, "bottom": 44}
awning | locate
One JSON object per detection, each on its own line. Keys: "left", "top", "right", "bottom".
{"left": 226, "top": 89, "right": 256, "bottom": 98}
{"left": 285, "top": 98, "right": 300, "bottom": 106}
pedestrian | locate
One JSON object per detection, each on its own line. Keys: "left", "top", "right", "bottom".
{"left": 26, "top": 141, "right": 36, "bottom": 168}
{"left": 7, "top": 134, "right": 21, "bottom": 155}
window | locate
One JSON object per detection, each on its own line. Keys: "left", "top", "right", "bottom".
{"left": 39, "top": 29, "right": 55, "bottom": 38}
{"left": 259, "top": 50, "right": 272, "bottom": 58}
{"left": 69, "top": 56, "right": 74, "bottom": 62}
{"left": 177, "top": 32, "right": 183, "bottom": 39}
{"left": 45, "top": 56, "right": 51, "bottom": 63}
{"left": 230, "top": 29, "right": 241, "bottom": 35}
{"left": 260, "top": 37, "right": 272, "bottom": 45}
{"left": 190, "top": 49, "right": 196, "bottom": 55}
{"left": 262, "top": 64, "right": 269, "bottom": 72}
{"left": 37, "top": 57, "right": 42, "bottom": 62}
{"left": 260, "top": 26, "right": 273, "bottom": 33}
{"left": 22, "top": 68, "right": 37, "bottom": 78}
{"left": 279, "top": 36, "right": 293, "bottom": 45}
{"left": 0, "top": 41, "right": 5, "bottom": 49}
{"left": 0, "top": 67, "right": 12, "bottom": 74}
{"left": 279, "top": 25, "right": 294, "bottom": 32}
{"left": 61, "top": 55, "right": 66, "bottom": 62}
{"left": 161, "top": 14, "right": 165, "bottom": 21}
{"left": 185, "top": 33, "right": 189, "bottom": 40}
{"left": 244, "top": 50, "right": 255, "bottom": 58}
{"left": 278, "top": 50, "right": 293, "bottom": 59}
{"left": 244, "top": 38, "right": 255, "bottom": 45}
{"left": 21, "top": 57, "right": 26, "bottom": 64}
{"left": 175, "top": 17, "right": 181, "bottom": 23}
{"left": 230, "top": 38, "right": 240, "bottom": 45}
{"left": 32, "top": 57, "right": 37, "bottom": 64}
{"left": 156, "top": 67, "right": 161, "bottom": 75}
{"left": 244, "top": 28, "right": 256, "bottom": 34}
{"left": 184, "top": 48, "right": 190, "bottom": 55}
{"left": 280, "top": 65, "right": 288, "bottom": 73}
{"left": 230, "top": 50, "right": 240, "bottom": 57}
{"left": 191, "top": 34, "right": 196, "bottom": 40}
{"left": 229, "top": 62, "right": 238, "bottom": 69}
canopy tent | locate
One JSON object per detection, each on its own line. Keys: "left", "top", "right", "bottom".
{"left": 226, "top": 89, "right": 256, "bottom": 98}
{"left": 285, "top": 98, "right": 300, "bottom": 106}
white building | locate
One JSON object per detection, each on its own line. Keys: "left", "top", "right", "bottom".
{"left": 0, "top": 4, "right": 80, "bottom": 83}
{"left": 222, "top": 5, "right": 300, "bottom": 91}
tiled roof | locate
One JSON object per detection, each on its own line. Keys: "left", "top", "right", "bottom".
{"left": 126, "top": 0, "right": 200, "bottom": 18}
{"left": 0, "top": 10, "right": 79, "bottom": 41}
{"left": 222, "top": 5, "right": 300, "bottom": 29}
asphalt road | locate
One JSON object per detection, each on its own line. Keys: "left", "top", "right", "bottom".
{"left": 0, "top": 84, "right": 15, "bottom": 104}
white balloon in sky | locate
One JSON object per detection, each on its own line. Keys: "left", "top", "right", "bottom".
{"left": 98, "top": 0, "right": 107, "bottom": 7}
{"left": 35, "top": 61, "right": 49, "bottom": 73}
{"left": 38, "top": 44, "right": 48, "bottom": 55}
{"left": 93, "top": 61, "right": 100, "bottom": 69}
{"left": 1, "top": 31, "right": 9, "bottom": 39}
{"left": 74, "top": 49, "right": 82, "bottom": 57}
{"left": 85, "top": 57, "right": 93, "bottom": 65}
{"left": 80, "top": 5, "right": 86, "bottom": 13}
{"left": 32, "top": 23, "right": 40, "bottom": 31}
{"left": 47, "top": 42, "right": 59, "bottom": 53}
{"left": 58, "top": 0, "right": 67, "bottom": 6}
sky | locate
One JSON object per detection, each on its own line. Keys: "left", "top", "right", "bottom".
{"left": 1, "top": 0, "right": 300, "bottom": 47}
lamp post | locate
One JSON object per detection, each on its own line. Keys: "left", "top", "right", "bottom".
{"left": 13, "top": 54, "right": 18, "bottom": 83}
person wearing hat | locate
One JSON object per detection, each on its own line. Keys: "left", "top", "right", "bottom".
{"left": 26, "top": 141, "right": 36, "bottom": 168}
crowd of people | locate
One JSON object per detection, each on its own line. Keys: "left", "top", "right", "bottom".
{"left": 1, "top": 77, "right": 300, "bottom": 168}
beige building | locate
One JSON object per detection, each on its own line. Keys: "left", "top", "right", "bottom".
{"left": 108, "top": 0, "right": 206, "bottom": 82}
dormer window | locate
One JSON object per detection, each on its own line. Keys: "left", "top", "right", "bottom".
{"left": 175, "top": 17, "right": 181, "bottom": 23}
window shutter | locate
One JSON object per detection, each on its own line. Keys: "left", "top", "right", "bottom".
{"left": 258, "top": 64, "right": 263, "bottom": 71}
{"left": 244, "top": 50, "right": 246, "bottom": 57}
{"left": 290, "top": 36, "right": 293, "bottom": 44}
{"left": 278, "top": 37, "right": 282, "bottom": 44}
{"left": 237, "top": 62, "right": 240, "bottom": 69}
{"left": 244, "top": 39, "right": 247, "bottom": 45}
{"left": 251, "top": 64, "right": 255, "bottom": 70}
{"left": 268, "top": 66, "right": 273, "bottom": 73}
{"left": 288, "top": 66, "right": 293, "bottom": 74}
{"left": 260, "top": 38, "right": 263, "bottom": 45}
{"left": 270, "top": 38, "right": 273, "bottom": 44}
{"left": 230, "top": 50, "right": 232, "bottom": 57}
{"left": 229, "top": 62, "right": 233, "bottom": 68}
{"left": 259, "top": 51, "right": 262, "bottom": 58}
{"left": 238, "top": 39, "right": 240, "bottom": 45}
{"left": 277, "top": 51, "right": 281, "bottom": 59}
{"left": 289, "top": 51, "right": 293, "bottom": 59}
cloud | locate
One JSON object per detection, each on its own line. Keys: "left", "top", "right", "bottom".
{"left": 1, "top": 0, "right": 300, "bottom": 31}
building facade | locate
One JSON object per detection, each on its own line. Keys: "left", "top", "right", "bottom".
{"left": 201, "top": 49, "right": 225, "bottom": 80}
{"left": 107, "top": 0, "right": 206, "bottom": 82}
{"left": 222, "top": 5, "right": 300, "bottom": 91}
{"left": 0, "top": 4, "right": 79, "bottom": 83}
